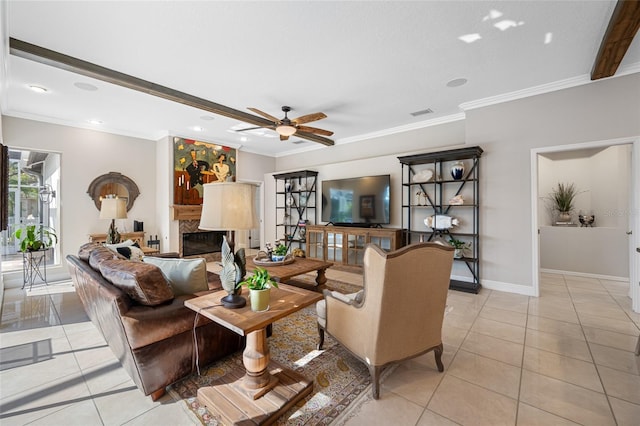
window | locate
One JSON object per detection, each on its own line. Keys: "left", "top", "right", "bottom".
{"left": 0, "top": 148, "right": 61, "bottom": 272}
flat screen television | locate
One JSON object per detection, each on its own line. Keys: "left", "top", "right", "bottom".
{"left": 321, "top": 174, "right": 391, "bottom": 226}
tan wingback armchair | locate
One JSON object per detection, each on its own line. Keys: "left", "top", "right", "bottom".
{"left": 316, "top": 242, "right": 454, "bottom": 399}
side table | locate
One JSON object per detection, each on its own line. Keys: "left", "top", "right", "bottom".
{"left": 184, "top": 284, "right": 322, "bottom": 425}
{"left": 22, "top": 249, "right": 48, "bottom": 290}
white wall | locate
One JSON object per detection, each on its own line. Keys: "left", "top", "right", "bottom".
{"left": 269, "top": 73, "right": 640, "bottom": 294}
{"left": 2, "top": 117, "right": 158, "bottom": 286}
{"left": 465, "top": 73, "right": 639, "bottom": 291}
{"left": 538, "top": 145, "right": 630, "bottom": 227}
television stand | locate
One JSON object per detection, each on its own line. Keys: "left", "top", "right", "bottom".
{"left": 305, "top": 225, "right": 402, "bottom": 268}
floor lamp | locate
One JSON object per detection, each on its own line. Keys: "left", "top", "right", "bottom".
{"left": 199, "top": 182, "right": 258, "bottom": 308}
{"left": 100, "top": 197, "right": 127, "bottom": 244}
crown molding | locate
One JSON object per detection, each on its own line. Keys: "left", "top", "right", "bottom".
{"left": 460, "top": 64, "right": 640, "bottom": 111}
{"left": 336, "top": 112, "right": 466, "bottom": 146}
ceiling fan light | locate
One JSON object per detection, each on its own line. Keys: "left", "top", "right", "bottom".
{"left": 276, "top": 124, "right": 297, "bottom": 137}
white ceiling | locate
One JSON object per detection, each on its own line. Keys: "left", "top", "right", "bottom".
{"left": 2, "top": 1, "right": 639, "bottom": 157}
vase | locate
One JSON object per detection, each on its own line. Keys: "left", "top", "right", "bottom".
{"left": 450, "top": 161, "right": 465, "bottom": 180}
{"left": 558, "top": 211, "right": 571, "bottom": 222}
{"left": 249, "top": 288, "right": 270, "bottom": 312}
{"left": 454, "top": 248, "right": 464, "bottom": 259}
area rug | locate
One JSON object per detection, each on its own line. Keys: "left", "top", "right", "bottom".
{"left": 168, "top": 281, "right": 370, "bottom": 425}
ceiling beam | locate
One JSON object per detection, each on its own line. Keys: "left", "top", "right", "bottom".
{"left": 591, "top": 0, "right": 640, "bottom": 80}
{"left": 9, "top": 38, "right": 334, "bottom": 147}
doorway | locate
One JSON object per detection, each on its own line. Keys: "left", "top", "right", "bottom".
{"left": 531, "top": 137, "right": 640, "bottom": 313}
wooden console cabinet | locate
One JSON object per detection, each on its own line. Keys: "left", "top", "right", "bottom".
{"left": 305, "top": 225, "right": 402, "bottom": 267}
{"left": 89, "top": 231, "right": 159, "bottom": 255}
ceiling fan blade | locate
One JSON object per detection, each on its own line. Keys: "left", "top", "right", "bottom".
{"left": 280, "top": 134, "right": 290, "bottom": 141}
{"left": 248, "top": 107, "right": 281, "bottom": 123}
{"left": 292, "top": 112, "right": 327, "bottom": 125}
{"left": 297, "top": 125, "right": 334, "bottom": 136}
{"left": 235, "top": 126, "right": 265, "bottom": 132}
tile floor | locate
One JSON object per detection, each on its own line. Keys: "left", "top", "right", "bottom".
{"left": 0, "top": 271, "right": 639, "bottom": 425}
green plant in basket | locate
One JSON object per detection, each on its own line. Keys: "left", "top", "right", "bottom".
{"left": 238, "top": 267, "right": 278, "bottom": 291}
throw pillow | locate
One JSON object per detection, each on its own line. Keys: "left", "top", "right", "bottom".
{"left": 99, "top": 258, "right": 174, "bottom": 306}
{"left": 143, "top": 257, "right": 208, "bottom": 296}
{"left": 105, "top": 239, "right": 135, "bottom": 251}
{"left": 116, "top": 245, "right": 145, "bottom": 262}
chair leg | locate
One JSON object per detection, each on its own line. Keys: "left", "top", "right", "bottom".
{"left": 317, "top": 323, "right": 325, "bottom": 350}
{"left": 434, "top": 343, "right": 444, "bottom": 372}
{"left": 369, "top": 365, "right": 382, "bottom": 399}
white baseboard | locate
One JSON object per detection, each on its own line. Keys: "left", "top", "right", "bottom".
{"left": 480, "top": 279, "right": 537, "bottom": 296}
{"left": 450, "top": 274, "right": 536, "bottom": 297}
{"left": 540, "top": 268, "right": 629, "bottom": 283}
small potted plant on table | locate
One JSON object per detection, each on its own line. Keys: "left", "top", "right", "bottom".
{"left": 238, "top": 267, "right": 278, "bottom": 312}
{"left": 271, "top": 242, "right": 288, "bottom": 262}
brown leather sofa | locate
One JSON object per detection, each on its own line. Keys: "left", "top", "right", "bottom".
{"left": 66, "top": 243, "right": 243, "bottom": 400}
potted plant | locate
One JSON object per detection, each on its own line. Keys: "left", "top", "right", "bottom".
{"left": 14, "top": 224, "right": 57, "bottom": 252}
{"left": 550, "top": 182, "right": 580, "bottom": 223}
{"left": 272, "top": 242, "right": 288, "bottom": 262}
{"left": 238, "top": 267, "right": 278, "bottom": 312}
{"left": 448, "top": 237, "right": 470, "bottom": 259}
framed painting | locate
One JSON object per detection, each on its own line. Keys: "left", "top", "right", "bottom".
{"left": 173, "top": 137, "right": 237, "bottom": 205}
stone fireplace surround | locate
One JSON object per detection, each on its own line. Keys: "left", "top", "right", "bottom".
{"left": 178, "top": 219, "right": 222, "bottom": 262}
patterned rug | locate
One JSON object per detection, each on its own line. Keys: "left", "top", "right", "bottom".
{"left": 168, "top": 280, "right": 370, "bottom": 425}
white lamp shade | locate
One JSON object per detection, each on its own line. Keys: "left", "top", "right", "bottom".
{"left": 100, "top": 198, "right": 127, "bottom": 220}
{"left": 199, "top": 182, "right": 258, "bottom": 231}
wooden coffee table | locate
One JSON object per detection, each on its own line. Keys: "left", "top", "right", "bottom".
{"left": 245, "top": 256, "right": 333, "bottom": 286}
{"left": 184, "top": 284, "right": 322, "bottom": 425}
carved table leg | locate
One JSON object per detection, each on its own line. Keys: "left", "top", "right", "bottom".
{"left": 241, "top": 328, "right": 278, "bottom": 399}
{"left": 315, "top": 268, "right": 328, "bottom": 286}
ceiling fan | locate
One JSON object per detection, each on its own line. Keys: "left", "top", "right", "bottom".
{"left": 240, "top": 106, "right": 334, "bottom": 142}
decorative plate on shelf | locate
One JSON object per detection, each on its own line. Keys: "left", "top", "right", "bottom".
{"left": 286, "top": 195, "right": 294, "bottom": 206}
{"left": 413, "top": 169, "right": 434, "bottom": 183}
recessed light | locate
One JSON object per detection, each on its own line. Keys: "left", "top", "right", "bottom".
{"left": 200, "top": 115, "right": 215, "bottom": 121}
{"left": 447, "top": 78, "right": 468, "bottom": 88}
{"left": 28, "top": 85, "right": 48, "bottom": 93}
{"left": 74, "top": 82, "right": 98, "bottom": 91}
{"left": 87, "top": 119, "right": 103, "bottom": 125}
{"left": 193, "top": 126, "right": 204, "bottom": 132}
{"left": 240, "top": 136, "right": 248, "bottom": 142}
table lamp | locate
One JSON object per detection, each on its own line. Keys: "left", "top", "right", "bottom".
{"left": 199, "top": 182, "right": 258, "bottom": 308}
{"left": 100, "top": 196, "right": 127, "bottom": 244}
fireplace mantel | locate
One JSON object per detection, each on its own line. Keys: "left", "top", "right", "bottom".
{"left": 171, "top": 205, "right": 202, "bottom": 221}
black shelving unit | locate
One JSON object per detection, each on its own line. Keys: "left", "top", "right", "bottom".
{"left": 398, "top": 146, "right": 483, "bottom": 293}
{"left": 273, "top": 170, "right": 318, "bottom": 252}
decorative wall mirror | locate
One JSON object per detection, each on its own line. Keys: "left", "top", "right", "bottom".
{"left": 87, "top": 172, "right": 140, "bottom": 211}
